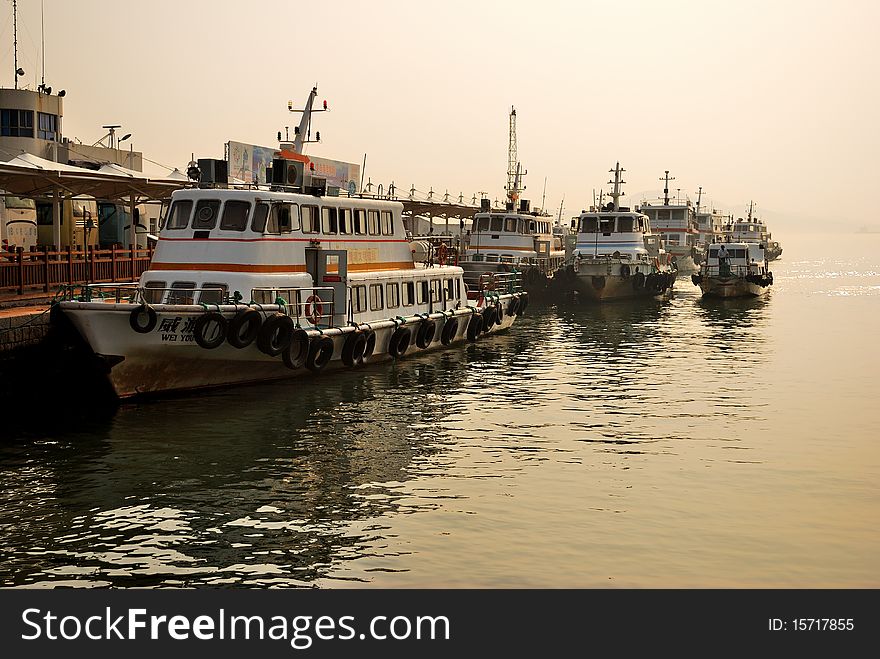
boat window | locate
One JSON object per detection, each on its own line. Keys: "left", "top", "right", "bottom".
{"left": 301, "top": 205, "right": 319, "bottom": 234}
{"left": 732, "top": 248, "right": 746, "bottom": 259}
{"left": 500, "top": 255, "right": 515, "bottom": 263}
{"left": 367, "top": 210, "right": 381, "bottom": 236}
{"left": 518, "top": 219, "right": 528, "bottom": 234}
{"left": 617, "top": 216, "right": 634, "bottom": 232}
{"left": 477, "top": 217, "right": 490, "bottom": 232}
{"left": 165, "top": 200, "right": 193, "bottom": 230}
{"left": 430, "top": 279, "right": 442, "bottom": 303}
{"left": 580, "top": 216, "right": 597, "bottom": 232}
{"left": 490, "top": 217, "right": 503, "bottom": 232}
{"left": 322, "top": 207, "right": 338, "bottom": 234}
{"left": 354, "top": 209, "right": 367, "bottom": 235}
{"left": 381, "top": 210, "right": 394, "bottom": 235}
{"left": 192, "top": 200, "right": 220, "bottom": 230}
{"left": 486, "top": 254, "right": 499, "bottom": 262}
{"left": 402, "top": 281, "right": 415, "bottom": 306}
{"left": 219, "top": 200, "right": 251, "bottom": 231}
{"left": 351, "top": 285, "right": 367, "bottom": 313}
{"left": 386, "top": 282, "right": 400, "bottom": 309}
{"left": 251, "top": 202, "right": 269, "bottom": 232}
{"left": 369, "top": 283, "right": 384, "bottom": 311}
{"left": 445, "top": 278, "right": 455, "bottom": 301}
{"left": 529, "top": 220, "right": 536, "bottom": 232}
{"left": 418, "top": 280, "right": 429, "bottom": 304}
{"left": 504, "top": 217, "right": 517, "bottom": 232}
{"left": 455, "top": 278, "right": 461, "bottom": 300}
{"left": 143, "top": 281, "right": 166, "bottom": 304}
{"left": 199, "top": 282, "right": 228, "bottom": 304}
{"left": 167, "top": 281, "right": 196, "bottom": 305}
{"left": 600, "top": 218, "right": 614, "bottom": 234}
{"left": 657, "top": 209, "right": 670, "bottom": 221}
{"left": 266, "top": 203, "right": 298, "bottom": 234}
{"left": 338, "top": 208, "right": 352, "bottom": 234}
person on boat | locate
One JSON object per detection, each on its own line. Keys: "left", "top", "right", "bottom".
{"left": 718, "top": 244, "right": 730, "bottom": 275}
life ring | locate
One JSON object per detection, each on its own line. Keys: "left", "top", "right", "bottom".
{"left": 193, "top": 312, "right": 228, "bottom": 349}
{"left": 361, "top": 330, "right": 377, "bottom": 362}
{"left": 129, "top": 304, "right": 157, "bottom": 333}
{"left": 482, "top": 305, "right": 496, "bottom": 332}
{"left": 388, "top": 326, "right": 412, "bottom": 358}
{"left": 283, "top": 328, "right": 310, "bottom": 369}
{"left": 415, "top": 319, "right": 436, "bottom": 349}
{"left": 494, "top": 301, "right": 504, "bottom": 325}
{"left": 227, "top": 308, "right": 262, "bottom": 349}
{"left": 437, "top": 243, "right": 448, "bottom": 266}
{"left": 620, "top": 264, "right": 631, "bottom": 278}
{"left": 466, "top": 314, "right": 483, "bottom": 342}
{"left": 304, "top": 294, "right": 324, "bottom": 325}
{"left": 256, "top": 313, "right": 294, "bottom": 356}
{"left": 305, "top": 336, "right": 334, "bottom": 373}
{"left": 440, "top": 317, "right": 459, "bottom": 345}
{"left": 342, "top": 331, "right": 368, "bottom": 366}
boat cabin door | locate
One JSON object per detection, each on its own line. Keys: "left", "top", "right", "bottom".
{"left": 305, "top": 248, "right": 348, "bottom": 326}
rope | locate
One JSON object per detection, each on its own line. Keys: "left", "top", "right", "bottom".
{"left": 0, "top": 305, "right": 53, "bottom": 335}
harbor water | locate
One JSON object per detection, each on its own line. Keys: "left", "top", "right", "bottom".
{"left": 1, "top": 232, "right": 877, "bottom": 588}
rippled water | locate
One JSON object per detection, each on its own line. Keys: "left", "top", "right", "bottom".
{"left": 1, "top": 232, "right": 878, "bottom": 587}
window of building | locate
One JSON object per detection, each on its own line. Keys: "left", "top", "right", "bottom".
{"left": 386, "top": 282, "right": 400, "bottom": 308}
{"left": 167, "top": 281, "right": 196, "bottom": 305}
{"left": 165, "top": 200, "right": 193, "bottom": 230}
{"left": 338, "top": 208, "right": 352, "bottom": 234}
{"left": 37, "top": 112, "right": 58, "bottom": 140}
{"left": 219, "top": 200, "right": 251, "bottom": 231}
{"left": 301, "top": 205, "right": 319, "bottom": 233}
{"left": 368, "top": 209, "right": 381, "bottom": 235}
{"left": 251, "top": 202, "right": 269, "bottom": 232}
{"left": 402, "top": 281, "right": 415, "bottom": 306}
{"left": 322, "top": 207, "right": 338, "bottom": 234}
{"left": 199, "top": 283, "right": 228, "bottom": 304}
{"left": 381, "top": 210, "right": 394, "bottom": 235}
{"left": 352, "top": 285, "right": 367, "bottom": 313}
{"left": 192, "top": 200, "right": 220, "bottom": 230}
{"left": 1, "top": 109, "right": 34, "bottom": 137}
{"left": 369, "top": 283, "right": 384, "bottom": 311}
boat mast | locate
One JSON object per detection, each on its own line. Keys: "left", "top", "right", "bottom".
{"left": 695, "top": 186, "right": 703, "bottom": 216}
{"left": 288, "top": 86, "right": 328, "bottom": 154}
{"left": 747, "top": 200, "right": 754, "bottom": 222}
{"left": 13, "top": 0, "right": 20, "bottom": 89}
{"left": 660, "top": 170, "right": 675, "bottom": 206}
{"left": 607, "top": 162, "right": 625, "bottom": 212}
{"left": 504, "top": 106, "right": 525, "bottom": 206}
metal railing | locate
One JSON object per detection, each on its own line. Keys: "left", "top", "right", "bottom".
{"left": 701, "top": 263, "right": 765, "bottom": 277}
{"left": 251, "top": 286, "right": 336, "bottom": 327}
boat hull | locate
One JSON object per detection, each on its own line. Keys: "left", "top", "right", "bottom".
{"left": 698, "top": 276, "right": 766, "bottom": 298}
{"left": 58, "top": 301, "right": 521, "bottom": 398}
{"left": 569, "top": 263, "right": 675, "bottom": 302}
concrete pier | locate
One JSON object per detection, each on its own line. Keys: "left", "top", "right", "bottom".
{"left": 0, "top": 306, "right": 52, "bottom": 355}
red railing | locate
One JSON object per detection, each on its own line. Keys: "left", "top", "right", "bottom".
{"left": 0, "top": 246, "right": 155, "bottom": 295}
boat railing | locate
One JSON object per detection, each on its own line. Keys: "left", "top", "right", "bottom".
{"left": 701, "top": 264, "right": 764, "bottom": 277}
{"left": 478, "top": 271, "right": 522, "bottom": 294}
{"left": 56, "top": 283, "right": 232, "bottom": 305}
{"left": 251, "top": 286, "right": 337, "bottom": 327}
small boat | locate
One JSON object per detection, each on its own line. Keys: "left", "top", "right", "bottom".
{"left": 54, "top": 89, "right": 526, "bottom": 399}
{"left": 691, "top": 242, "right": 773, "bottom": 298}
{"left": 557, "top": 162, "right": 677, "bottom": 302}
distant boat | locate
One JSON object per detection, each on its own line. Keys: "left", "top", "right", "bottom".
{"left": 722, "top": 201, "right": 783, "bottom": 261}
{"left": 691, "top": 242, "right": 773, "bottom": 298}
{"left": 639, "top": 170, "right": 704, "bottom": 272}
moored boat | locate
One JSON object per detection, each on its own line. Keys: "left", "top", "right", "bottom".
{"left": 556, "top": 163, "right": 677, "bottom": 302}
{"left": 723, "top": 201, "right": 783, "bottom": 261}
{"left": 691, "top": 242, "right": 773, "bottom": 298}
{"left": 54, "top": 90, "right": 526, "bottom": 398}
{"left": 639, "top": 170, "right": 704, "bottom": 272}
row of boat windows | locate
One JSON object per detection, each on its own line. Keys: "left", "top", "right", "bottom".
{"left": 647, "top": 209, "right": 690, "bottom": 221}
{"left": 474, "top": 216, "right": 550, "bottom": 234}
{"left": 164, "top": 199, "right": 395, "bottom": 236}
{"left": 576, "top": 216, "right": 645, "bottom": 233}
{"left": 708, "top": 248, "right": 749, "bottom": 259}
{"left": 142, "top": 278, "right": 462, "bottom": 310}
{"left": 466, "top": 254, "right": 548, "bottom": 265}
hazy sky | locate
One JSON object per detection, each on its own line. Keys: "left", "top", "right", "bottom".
{"left": 2, "top": 0, "right": 878, "bottom": 230}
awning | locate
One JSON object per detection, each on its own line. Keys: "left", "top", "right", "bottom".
{"left": 0, "top": 153, "right": 188, "bottom": 201}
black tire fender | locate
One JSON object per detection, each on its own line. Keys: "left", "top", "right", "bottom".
{"left": 440, "top": 317, "right": 459, "bottom": 345}
{"left": 415, "top": 320, "right": 436, "bottom": 349}
{"left": 283, "top": 328, "right": 310, "bottom": 369}
{"left": 193, "top": 312, "right": 228, "bottom": 349}
{"left": 342, "top": 331, "right": 368, "bottom": 366}
{"left": 256, "top": 313, "right": 294, "bottom": 357}
{"left": 388, "top": 326, "right": 412, "bottom": 358}
{"left": 466, "top": 314, "right": 483, "bottom": 342}
{"left": 129, "top": 304, "right": 157, "bottom": 333}
{"left": 227, "top": 308, "right": 262, "bottom": 349}
{"left": 305, "top": 336, "right": 334, "bottom": 373}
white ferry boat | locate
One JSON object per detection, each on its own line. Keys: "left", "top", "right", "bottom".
{"left": 560, "top": 163, "right": 676, "bottom": 302}
{"left": 55, "top": 92, "right": 525, "bottom": 399}
{"left": 723, "top": 202, "right": 783, "bottom": 261}
{"left": 691, "top": 242, "right": 773, "bottom": 297}
{"left": 639, "top": 171, "right": 704, "bottom": 272}
{"left": 459, "top": 107, "right": 565, "bottom": 293}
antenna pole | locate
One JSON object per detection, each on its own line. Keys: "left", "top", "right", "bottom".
{"left": 13, "top": 0, "right": 19, "bottom": 89}
{"left": 695, "top": 186, "right": 703, "bottom": 216}
{"left": 660, "top": 170, "right": 675, "bottom": 206}
{"left": 541, "top": 176, "right": 547, "bottom": 212}
{"left": 360, "top": 153, "right": 366, "bottom": 193}
{"left": 41, "top": 0, "right": 45, "bottom": 88}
